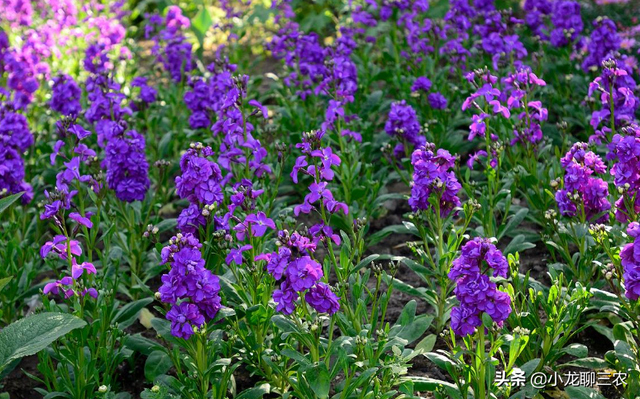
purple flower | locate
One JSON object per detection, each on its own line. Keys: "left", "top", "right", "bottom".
{"left": 582, "top": 18, "right": 620, "bottom": 72}
{"left": 132, "top": 76, "right": 157, "bottom": 103}
{"left": 166, "top": 302, "right": 205, "bottom": 340}
{"left": 310, "top": 147, "right": 341, "bottom": 181}
{"left": 427, "top": 92, "right": 448, "bottom": 109}
{"left": 69, "top": 125, "right": 92, "bottom": 140}
{"left": 103, "top": 130, "right": 150, "bottom": 202}
{"left": 409, "top": 143, "right": 461, "bottom": 217}
{"left": 555, "top": 143, "right": 611, "bottom": 222}
{"left": 619, "top": 222, "right": 640, "bottom": 301}
{"left": 385, "top": 100, "right": 425, "bottom": 147}
{"left": 286, "top": 256, "right": 323, "bottom": 292}
{"left": 549, "top": 1, "right": 583, "bottom": 47}
{"left": 71, "top": 259, "right": 97, "bottom": 279}
{"left": 177, "top": 203, "right": 207, "bottom": 234}
{"left": 449, "top": 237, "right": 511, "bottom": 336}
{"left": 305, "top": 282, "right": 340, "bottom": 314}
{"left": 40, "top": 236, "right": 82, "bottom": 260}
{"left": 411, "top": 76, "right": 432, "bottom": 93}
{"left": 226, "top": 244, "right": 253, "bottom": 266}
{"left": 245, "top": 212, "right": 276, "bottom": 238}
{"left": 50, "top": 74, "right": 82, "bottom": 116}
{"left": 43, "top": 277, "right": 75, "bottom": 299}
{"left": 450, "top": 305, "right": 482, "bottom": 336}
{"left": 273, "top": 281, "right": 298, "bottom": 314}
{"left": 159, "top": 234, "right": 223, "bottom": 339}
{"left": 69, "top": 212, "right": 93, "bottom": 228}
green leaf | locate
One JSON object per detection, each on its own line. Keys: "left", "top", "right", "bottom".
{"left": 192, "top": 7, "right": 213, "bottom": 34}
{"left": 0, "top": 192, "right": 23, "bottom": 214}
{"left": 0, "top": 312, "right": 86, "bottom": 372}
{"left": 236, "top": 383, "right": 271, "bottom": 399}
{"left": 0, "top": 276, "right": 12, "bottom": 292}
{"left": 144, "top": 351, "right": 172, "bottom": 381}
{"left": 498, "top": 208, "right": 528, "bottom": 240}
{"left": 503, "top": 234, "right": 536, "bottom": 255}
{"left": 561, "top": 343, "right": 588, "bottom": 358}
{"left": 407, "top": 377, "right": 461, "bottom": 397}
{"left": 614, "top": 340, "right": 636, "bottom": 369}
{"left": 124, "top": 335, "right": 162, "bottom": 356}
{"left": 114, "top": 298, "right": 153, "bottom": 329}
{"left": 559, "top": 357, "right": 608, "bottom": 370}
{"left": 564, "top": 386, "right": 606, "bottom": 399}
{"left": 271, "top": 315, "right": 299, "bottom": 334}
{"left": 415, "top": 334, "right": 437, "bottom": 354}
{"left": 305, "top": 363, "right": 330, "bottom": 398}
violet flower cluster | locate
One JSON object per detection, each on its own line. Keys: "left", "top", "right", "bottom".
{"left": 257, "top": 230, "right": 340, "bottom": 316}
{"left": 555, "top": 143, "right": 611, "bottom": 222}
{"left": 582, "top": 18, "right": 621, "bottom": 72}
{"left": 0, "top": 100, "right": 34, "bottom": 202}
{"left": 146, "top": 6, "right": 194, "bottom": 82}
{"left": 175, "top": 144, "right": 226, "bottom": 235}
{"left": 291, "top": 130, "right": 348, "bottom": 217}
{"left": 41, "top": 120, "right": 99, "bottom": 301}
{"left": 500, "top": 67, "right": 548, "bottom": 145}
{"left": 50, "top": 74, "right": 82, "bottom": 116}
{"left": 195, "top": 62, "right": 271, "bottom": 178}
{"left": 448, "top": 238, "right": 511, "bottom": 336}
{"left": 443, "top": 0, "right": 526, "bottom": 70}
{"left": 183, "top": 60, "right": 236, "bottom": 129}
{"left": 131, "top": 77, "right": 158, "bottom": 105}
{"left": 158, "top": 233, "right": 222, "bottom": 339}
{"left": 42, "top": 118, "right": 98, "bottom": 222}
{"left": 84, "top": 65, "right": 149, "bottom": 203}
{"left": 619, "top": 222, "right": 640, "bottom": 302}
{"left": 102, "top": 126, "right": 151, "bottom": 202}
{"left": 42, "top": 239, "right": 98, "bottom": 300}
{"left": 462, "top": 71, "right": 511, "bottom": 169}
{"left": 385, "top": 100, "right": 425, "bottom": 156}
{"left": 607, "top": 124, "right": 640, "bottom": 222}
{"left": 588, "top": 59, "right": 639, "bottom": 141}
{"left": 408, "top": 143, "right": 461, "bottom": 217}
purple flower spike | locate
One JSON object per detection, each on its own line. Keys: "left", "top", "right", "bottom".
{"left": 449, "top": 238, "right": 511, "bottom": 336}
{"left": 69, "top": 212, "right": 93, "bottom": 229}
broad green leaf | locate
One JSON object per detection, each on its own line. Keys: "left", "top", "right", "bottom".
{"left": 236, "top": 383, "right": 271, "bottom": 399}
{"left": 0, "top": 276, "right": 12, "bottom": 292}
{"left": 144, "top": 350, "right": 172, "bottom": 381}
{"left": 191, "top": 7, "right": 213, "bottom": 35}
{"left": 415, "top": 334, "right": 437, "bottom": 354}
{"left": 561, "top": 343, "right": 588, "bottom": 358}
{"left": 559, "top": 357, "right": 608, "bottom": 370}
{"left": 272, "top": 315, "right": 299, "bottom": 334}
{"left": 305, "top": 363, "right": 330, "bottom": 398}
{"left": 0, "top": 192, "right": 23, "bottom": 214}
{"left": 0, "top": 312, "right": 86, "bottom": 371}
{"left": 114, "top": 298, "right": 153, "bottom": 329}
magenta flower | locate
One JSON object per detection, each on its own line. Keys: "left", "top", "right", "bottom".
{"left": 291, "top": 156, "right": 308, "bottom": 184}
{"left": 311, "top": 147, "right": 341, "bottom": 181}
{"left": 71, "top": 259, "right": 97, "bottom": 280}
{"left": 40, "top": 236, "right": 82, "bottom": 259}
{"left": 245, "top": 212, "right": 276, "bottom": 237}
{"left": 225, "top": 244, "right": 253, "bottom": 266}
{"left": 69, "top": 212, "right": 93, "bottom": 228}
{"left": 43, "top": 277, "right": 75, "bottom": 299}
